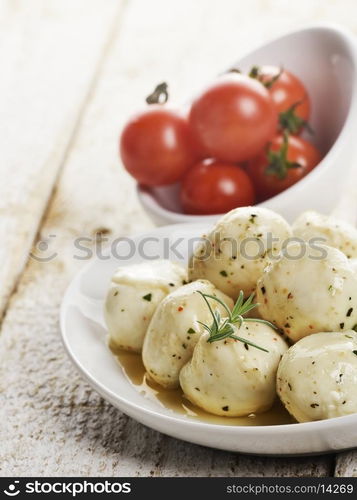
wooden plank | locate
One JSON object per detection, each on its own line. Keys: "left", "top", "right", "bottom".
{"left": 335, "top": 452, "right": 357, "bottom": 477}
{"left": 154, "top": 439, "right": 332, "bottom": 477}
{"left": 0, "top": 0, "right": 340, "bottom": 476}
{"left": 0, "top": 0, "right": 121, "bottom": 318}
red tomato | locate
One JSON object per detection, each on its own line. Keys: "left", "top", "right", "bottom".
{"left": 188, "top": 74, "right": 278, "bottom": 163}
{"left": 246, "top": 134, "right": 321, "bottom": 201}
{"left": 250, "top": 65, "right": 310, "bottom": 134}
{"left": 180, "top": 160, "right": 255, "bottom": 215}
{"left": 120, "top": 107, "right": 196, "bottom": 186}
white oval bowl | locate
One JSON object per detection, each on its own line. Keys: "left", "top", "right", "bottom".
{"left": 137, "top": 24, "right": 357, "bottom": 226}
{"left": 60, "top": 223, "right": 357, "bottom": 455}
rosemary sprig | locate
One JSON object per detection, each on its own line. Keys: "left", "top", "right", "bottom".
{"left": 197, "top": 291, "right": 278, "bottom": 352}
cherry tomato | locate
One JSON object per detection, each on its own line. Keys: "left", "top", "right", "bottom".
{"left": 246, "top": 134, "right": 321, "bottom": 201}
{"left": 180, "top": 160, "right": 255, "bottom": 215}
{"left": 250, "top": 65, "right": 310, "bottom": 134}
{"left": 188, "top": 74, "right": 278, "bottom": 163}
{"left": 120, "top": 107, "right": 196, "bottom": 186}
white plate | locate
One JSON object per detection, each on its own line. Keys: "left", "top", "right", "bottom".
{"left": 60, "top": 223, "right": 357, "bottom": 455}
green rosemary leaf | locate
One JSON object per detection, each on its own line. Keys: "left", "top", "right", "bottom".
{"left": 244, "top": 317, "right": 278, "bottom": 330}
{"left": 231, "top": 293, "right": 258, "bottom": 320}
{"left": 207, "top": 324, "right": 235, "bottom": 343}
{"left": 214, "top": 309, "right": 221, "bottom": 329}
{"left": 230, "top": 334, "right": 269, "bottom": 352}
{"left": 231, "top": 290, "right": 245, "bottom": 318}
{"left": 239, "top": 303, "right": 258, "bottom": 316}
{"left": 197, "top": 290, "right": 270, "bottom": 352}
{"left": 197, "top": 320, "right": 212, "bottom": 333}
{"left": 197, "top": 291, "right": 220, "bottom": 332}
{"left": 197, "top": 292, "right": 232, "bottom": 317}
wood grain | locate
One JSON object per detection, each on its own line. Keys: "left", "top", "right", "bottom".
{"left": 335, "top": 451, "right": 357, "bottom": 477}
{"left": 0, "top": 0, "right": 121, "bottom": 317}
{"left": 3, "top": 0, "right": 357, "bottom": 476}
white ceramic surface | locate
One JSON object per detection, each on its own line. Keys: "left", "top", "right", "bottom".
{"left": 137, "top": 25, "right": 357, "bottom": 226}
{"left": 60, "top": 224, "right": 357, "bottom": 455}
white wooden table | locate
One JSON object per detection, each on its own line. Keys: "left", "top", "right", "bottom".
{"left": 1, "top": 0, "right": 357, "bottom": 477}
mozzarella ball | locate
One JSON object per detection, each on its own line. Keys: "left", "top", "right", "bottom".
{"left": 293, "top": 211, "right": 357, "bottom": 259}
{"left": 257, "top": 242, "right": 357, "bottom": 343}
{"left": 189, "top": 206, "right": 292, "bottom": 298}
{"left": 142, "top": 280, "right": 233, "bottom": 388}
{"left": 104, "top": 260, "right": 187, "bottom": 352}
{"left": 180, "top": 322, "right": 288, "bottom": 416}
{"left": 349, "top": 259, "right": 357, "bottom": 273}
{"left": 277, "top": 331, "right": 357, "bottom": 422}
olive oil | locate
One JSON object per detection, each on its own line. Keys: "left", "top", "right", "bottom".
{"left": 116, "top": 350, "right": 294, "bottom": 426}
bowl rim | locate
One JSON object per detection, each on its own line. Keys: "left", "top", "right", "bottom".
{"left": 137, "top": 23, "right": 357, "bottom": 223}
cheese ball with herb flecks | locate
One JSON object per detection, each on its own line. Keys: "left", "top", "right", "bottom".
{"left": 257, "top": 242, "right": 357, "bottom": 343}
{"left": 104, "top": 260, "right": 187, "bottom": 353}
{"left": 293, "top": 211, "right": 357, "bottom": 259}
{"left": 277, "top": 331, "right": 357, "bottom": 422}
{"left": 188, "top": 206, "right": 292, "bottom": 298}
{"left": 180, "top": 322, "right": 288, "bottom": 417}
{"left": 142, "top": 279, "right": 233, "bottom": 388}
